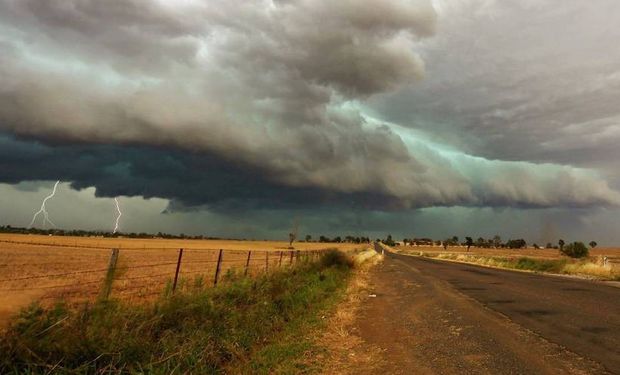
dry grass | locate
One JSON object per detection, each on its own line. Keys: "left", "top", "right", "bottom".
{"left": 562, "top": 262, "right": 617, "bottom": 278}
{"left": 311, "top": 249, "right": 385, "bottom": 374}
{"left": 396, "top": 245, "right": 620, "bottom": 259}
{"left": 402, "top": 249, "right": 620, "bottom": 280}
{"left": 0, "top": 233, "right": 361, "bottom": 325}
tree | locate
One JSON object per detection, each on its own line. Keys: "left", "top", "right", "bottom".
{"left": 558, "top": 239, "right": 565, "bottom": 251}
{"left": 492, "top": 235, "right": 501, "bottom": 248}
{"left": 305, "top": 234, "right": 312, "bottom": 242}
{"left": 545, "top": 242, "right": 553, "bottom": 249}
{"left": 452, "top": 236, "right": 459, "bottom": 244}
{"left": 383, "top": 234, "right": 396, "bottom": 247}
{"left": 443, "top": 239, "right": 449, "bottom": 250}
{"left": 589, "top": 241, "right": 597, "bottom": 249}
{"left": 506, "top": 239, "right": 527, "bottom": 249}
{"left": 561, "top": 241, "right": 589, "bottom": 258}
{"left": 465, "top": 237, "right": 474, "bottom": 251}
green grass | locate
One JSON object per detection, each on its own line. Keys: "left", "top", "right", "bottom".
{"left": 0, "top": 250, "right": 353, "bottom": 374}
{"left": 512, "top": 257, "right": 567, "bottom": 273}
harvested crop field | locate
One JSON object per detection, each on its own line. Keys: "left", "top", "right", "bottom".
{"left": 396, "top": 245, "right": 620, "bottom": 259}
{"left": 0, "top": 234, "right": 362, "bottom": 325}
{"left": 396, "top": 245, "right": 620, "bottom": 280}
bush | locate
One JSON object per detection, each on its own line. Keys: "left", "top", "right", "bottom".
{"left": 320, "top": 249, "right": 354, "bottom": 269}
{"left": 505, "top": 239, "right": 527, "bottom": 249}
{"left": 560, "top": 242, "right": 589, "bottom": 258}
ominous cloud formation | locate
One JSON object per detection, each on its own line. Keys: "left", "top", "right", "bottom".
{"left": 0, "top": 0, "right": 619, "bottom": 212}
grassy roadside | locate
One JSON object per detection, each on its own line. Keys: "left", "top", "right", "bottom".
{"left": 407, "top": 251, "right": 620, "bottom": 281}
{"left": 310, "top": 249, "right": 385, "bottom": 374}
{"left": 0, "top": 250, "right": 355, "bottom": 374}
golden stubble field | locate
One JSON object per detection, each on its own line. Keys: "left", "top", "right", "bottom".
{"left": 0, "top": 234, "right": 363, "bottom": 324}
{"left": 396, "top": 245, "right": 620, "bottom": 259}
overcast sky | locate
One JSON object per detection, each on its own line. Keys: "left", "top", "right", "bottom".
{"left": 1, "top": 0, "right": 619, "bottom": 244}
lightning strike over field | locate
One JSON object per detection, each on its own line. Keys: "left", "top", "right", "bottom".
{"left": 28, "top": 180, "right": 60, "bottom": 228}
{"left": 113, "top": 197, "right": 122, "bottom": 234}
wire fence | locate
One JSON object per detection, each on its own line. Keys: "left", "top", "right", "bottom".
{"left": 0, "top": 247, "right": 329, "bottom": 309}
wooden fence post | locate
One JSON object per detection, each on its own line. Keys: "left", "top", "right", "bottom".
{"left": 213, "top": 249, "right": 223, "bottom": 286}
{"left": 290, "top": 250, "right": 294, "bottom": 265}
{"left": 265, "top": 251, "right": 269, "bottom": 273}
{"left": 279, "top": 251, "right": 283, "bottom": 267}
{"left": 245, "top": 250, "right": 252, "bottom": 276}
{"left": 100, "top": 248, "right": 119, "bottom": 301}
{"left": 172, "top": 248, "right": 184, "bottom": 293}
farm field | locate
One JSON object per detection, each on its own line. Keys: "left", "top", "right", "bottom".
{"left": 396, "top": 245, "right": 620, "bottom": 259}
{"left": 0, "top": 234, "right": 362, "bottom": 325}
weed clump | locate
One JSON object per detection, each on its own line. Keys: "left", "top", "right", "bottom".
{"left": 320, "top": 249, "right": 355, "bottom": 269}
{"left": 514, "top": 257, "right": 566, "bottom": 273}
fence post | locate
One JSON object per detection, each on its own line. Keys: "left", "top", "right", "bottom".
{"left": 213, "top": 249, "right": 224, "bottom": 286}
{"left": 100, "top": 248, "right": 119, "bottom": 301}
{"left": 265, "top": 251, "right": 269, "bottom": 273}
{"left": 290, "top": 250, "right": 294, "bottom": 265}
{"left": 244, "top": 250, "right": 252, "bottom": 276}
{"left": 296, "top": 250, "right": 300, "bottom": 264}
{"left": 279, "top": 251, "right": 283, "bottom": 267}
{"left": 172, "top": 248, "right": 184, "bottom": 293}
{"left": 245, "top": 250, "right": 252, "bottom": 276}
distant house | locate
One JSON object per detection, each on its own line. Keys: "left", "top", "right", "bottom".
{"left": 412, "top": 238, "right": 434, "bottom": 246}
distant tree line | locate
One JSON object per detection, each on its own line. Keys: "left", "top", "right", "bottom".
{"left": 0, "top": 225, "right": 373, "bottom": 244}
{"left": 1, "top": 225, "right": 596, "bottom": 258}
{"left": 376, "top": 233, "right": 597, "bottom": 259}
{"left": 0, "top": 225, "right": 222, "bottom": 240}
{"left": 307, "top": 235, "right": 371, "bottom": 244}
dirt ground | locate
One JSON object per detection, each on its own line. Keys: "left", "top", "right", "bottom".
{"left": 0, "top": 234, "right": 361, "bottom": 325}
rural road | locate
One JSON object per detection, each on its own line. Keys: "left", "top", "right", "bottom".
{"left": 354, "top": 248, "right": 620, "bottom": 374}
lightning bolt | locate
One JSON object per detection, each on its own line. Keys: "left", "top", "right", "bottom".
{"left": 29, "top": 180, "right": 60, "bottom": 229}
{"left": 113, "top": 197, "right": 122, "bottom": 234}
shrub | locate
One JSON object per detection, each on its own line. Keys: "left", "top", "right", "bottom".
{"left": 505, "top": 239, "right": 527, "bottom": 249}
{"left": 560, "top": 242, "right": 589, "bottom": 258}
{"left": 320, "top": 249, "right": 354, "bottom": 269}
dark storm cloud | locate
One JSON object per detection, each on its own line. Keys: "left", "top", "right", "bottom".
{"left": 1, "top": 133, "right": 617, "bottom": 211}
{"left": 0, "top": 0, "right": 619, "bottom": 210}
{"left": 0, "top": 133, "right": 407, "bottom": 211}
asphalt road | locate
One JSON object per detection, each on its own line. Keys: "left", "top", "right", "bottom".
{"left": 354, "top": 249, "right": 620, "bottom": 374}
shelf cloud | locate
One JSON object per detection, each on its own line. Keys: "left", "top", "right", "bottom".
{"left": 1, "top": 0, "right": 619, "bottom": 214}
